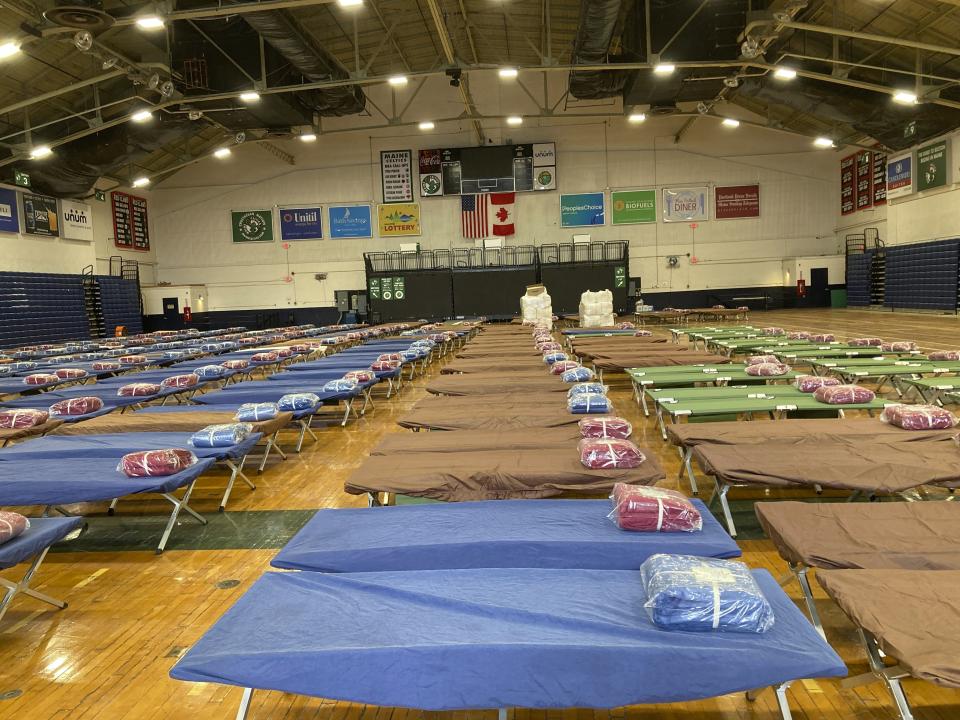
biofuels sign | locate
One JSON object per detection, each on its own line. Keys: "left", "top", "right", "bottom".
{"left": 611, "top": 189, "right": 656, "bottom": 224}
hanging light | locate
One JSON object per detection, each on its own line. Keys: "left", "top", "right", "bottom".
{"left": 29, "top": 145, "right": 53, "bottom": 160}
{"left": 498, "top": 67, "right": 518, "bottom": 79}
{"left": 654, "top": 63, "right": 675, "bottom": 75}
{"left": 299, "top": 133, "right": 317, "bottom": 142}
{"left": 0, "top": 41, "right": 21, "bottom": 59}
{"left": 892, "top": 90, "right": 918, "bottom": 105}
{"left": 130, "top": 109, "right": 154, "bottom": 123}
{"left": 506, "top": 116, "right": 523, "bottom": 126}
{"left": 213, "top": 148, "right": 232, "bottom": 159}
{"left": 721, "top": 118, "right": 740, "bottom": 128}
{"left": 132, "top": 177, "right": 151, "bottom": 187}
{"left": 627, "top": 113, "right": 646, "bottom": 124}
{"left": 813, "top": 137, "right": 834, "bottom": 148}
{"left": 388, "top": 75, "right": 408, "bottom": 86}
{"left": 773, "top": 67, "right": 797, "bottom": 80}
{"left": 418, "top": 121, "right": 435, "bottom": 131}
{"left": 239, "top": 91, "right": 260, "bottom": 103}
{"left": 136, "top": 16, "right": 165, "bottom": 30}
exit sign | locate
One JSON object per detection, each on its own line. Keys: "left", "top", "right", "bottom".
{"left": 95, "top": 189, "right": 106, "bottom": 202}
{"left": 13, "top": 170, "right": 29, "bottom": 187}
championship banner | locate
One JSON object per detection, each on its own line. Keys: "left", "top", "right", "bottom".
{"left": 0, "top": 188, "right": 20, "bottom": 235}
{"left": 21, "top": 193, "right": 59, "bottom": 237}
{"left": 60, "top": 199, "right": 94, "bottom": 241}
{"left": 714, "top": 185, "right": 759, "bottom": 220}
{"left": 886, "top": 153, "right": 913, "bottom": 200}
{"left": 328, "top": 204, "right": 372, "bottom": 238}
{"left": 279, "top": 206, "right": 323, "bottom": 241}
{"left": 916, "top": 139, "right": 949, "bottom": 192}
{"left": 419, "top": 149, "right": 443, "bottom": 197}
{"left": 611, "top": 189, "right": 656, "bottom": 224}
{"left": 377, "top": 203, "right": 420, "bottom": 237}
{"left": 662, "top": 187, "right": 708, "bottom": 223}
{"left": 872, "top": 151, "right": 888, "bottom": 205}
{"left": 231, "top": 209, "right": 274, "bottom": 243}
{"left": 381, "top": 149, "right": 414, "bottom": 203}
{"left": 840, "top": 154, "right": 855, "bottom": 215}
{"left": 560, "top": 192, "right": 605, "bottom": 227}
{"left": 855, "top": 151, "right": 873, "bottom": 210}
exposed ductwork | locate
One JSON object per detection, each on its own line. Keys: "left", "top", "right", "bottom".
{"left": 568, "top": 0, "right": 629, "bottom": 100}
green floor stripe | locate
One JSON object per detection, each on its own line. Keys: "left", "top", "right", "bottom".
{"left": 50, "top": 510, "right": 316, "bottom": 553}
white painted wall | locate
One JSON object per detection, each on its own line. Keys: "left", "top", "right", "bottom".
{"left": 151, "top": 110, "right": 840, "bottom": 310}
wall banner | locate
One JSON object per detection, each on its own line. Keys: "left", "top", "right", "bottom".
{"left": 886, "top": 153, "right": 913, "bottom": 200}
{"left": 377, "top": 203, "right": 421, "bottom": 237}
{"left": 418, "top": 149, "right": 443, "bottom": 197}
{"left": 21, "top": 193, "right": 59, "bottom": 237}
{"left": 328, "top": 204, "right": 372, "bottom": 238}
{"left": 231, "top": 209, "right": 274, "bottom": 243}
{"left": 0, "top": 188, "right": 20, "bottom": 235}
{"left": 560, "top": 192, "right": 605, "bottom": 227}
{"left": 60, "top": 199, "right": 94, "bottom": 241}
{"left": 610, "top": 189, "right": 656, "bottom": 225}
{"left": 714, "top": 185, "right": 760, "bottom": 220}
{"left": 381, "top": 149, "right": 414, "bottom": 203}
{"left": 279, "top": 206, "right": 323, "bottom": 241}
{"left": 916, "top": 139, "right": 950, "bottom": 192}
{"left": 662, "top": 186, "right": 708, "bottom": 223}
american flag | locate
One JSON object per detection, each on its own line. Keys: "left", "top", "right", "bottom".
{"left": 461, "top": 194, "right": 489, "bottom": 239}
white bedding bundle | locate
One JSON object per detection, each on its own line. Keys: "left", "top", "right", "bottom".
{"left": 579, "top": 289, "right": 615, "bottom": 328}
{"left": 520, "top": 286, "right": 553, "bottom": 329}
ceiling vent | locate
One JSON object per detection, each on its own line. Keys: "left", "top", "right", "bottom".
{"left": 43, "top": 1, "right": 115, "bottom": 32}
{"left": 649, "top": 103, "right": 679, "bottom": 116}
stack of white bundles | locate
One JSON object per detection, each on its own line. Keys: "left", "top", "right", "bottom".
{"left": 579, "top": 289, "right": 615, "bottom": 328}
{"left": 520, "top": 285, "right": 553, "bottom": 329}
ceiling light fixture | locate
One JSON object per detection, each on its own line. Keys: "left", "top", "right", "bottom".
{"left": 299, "top": 133, "right": 317, "bottom": 142}
{"left": 239, "top": 91, "right": 260, "bottom": 103}
{"left": 130, "top": 109, "right": 154, "bottom": 123}
{"left": 337, "top": 0, "right": 363, "bottom": 6}
{"left": 132, "top": 177, "right": 151, "bottom": 187}
{"left": 773, "top": 67, "right": 797, "bottom": 80}
{"left": 813, "top": 137, "right": 835, "bottom": 148}
{"left": 721, "top": 118, "right": 740, "bottom": 128}
{"left": 387, "top": 75, "right": 408, "bottom": 86}
{"left": 135, "top": 16, "right": 165, "bottom": 30}
{"left": 627, "top": 113, "right": 646, "bottom": 124}
{"left": 653, "top": 63, "right": 675, "bottom": 75}
{"left": 506, "top": 115, "right": 523, "bottom": 126}
{"left": 498, "top": 67, "right": 518, "bottom": 79}
{"left": 418, "top": 121, "right": 435, "bottom": 130}
{"left": 29, "top": 145, "right": 52, "bottom": 160}
{"left": 213, "top": 147, "right": 232, "bottom": 159}
{"left": 0, "top": 41, "right": 21, "bottom": 59}
{"left": 893, "top": 90, "right": 918, "bottom": 105}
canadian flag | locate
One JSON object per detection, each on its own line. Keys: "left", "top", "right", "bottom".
{"left": 491, "top": 192, "right": 515, "bottom": 236}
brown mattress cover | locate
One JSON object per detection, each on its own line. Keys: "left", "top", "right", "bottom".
{"left": 398, "top": 398, "right": 582, "bottom": 431}
{"left": 594, "top": 354, "right": 730, "bottom": 370}
{"left": 51, "top": 409, "right": 294, "bottom": 437}
{"left": 373, "top": 426, "right": 582, "bottom": 454}
{"left": 426, "top": 375, "right": 566, "bottom": 395}
{"left": 456, "top": 348, "right": 543, "bottom": 359}
{"left": 756, "top": 501, "right": 960, "bottom": 569}
{"left": 694, "top": 441, "right": 960, "bottom": 493}
{"left": 570, "top": 337, "right": 667, "bottom": 349}
{"left": 344, "top": 447, "right": 664, "bottom": 500}
{"left": 816, "top": 569, "right": 960, "bottom": 688}
{"left": 665, "top": 418, "right": 959, "bottom": 448}
{"left": 442, "top": 359, "right": 551, "bottom": 374}
{"left": 0, "top": 419, "right": 65, "bottom": 442}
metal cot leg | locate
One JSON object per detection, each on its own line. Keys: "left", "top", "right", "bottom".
{"left": 220, "top": 456, "right": 255, "bottom": 511}
{"left": 157, "top": 480, "right": 207, "bottom": 554}
{"left": 790, "top": 564, "right": 825, "bottom": 639}
{"left": 842, "top": 630, "right": 917, "bottom": 720}
{"left": 0, "top": 547, "right": 67, "bottom": 624}
{"left": 235, "top": 688, "right": 254, "bottom": 720}
{"left": 712, "top": 479, "right": 737, "bottom": 537}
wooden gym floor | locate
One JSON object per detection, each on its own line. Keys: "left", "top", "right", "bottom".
{"left": 1, "top": 308, "right": 959, "bottom": 720}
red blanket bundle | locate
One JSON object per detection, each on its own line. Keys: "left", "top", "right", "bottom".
{"left": 288, "top": 344, "right": 311, "bottom": 354}
{"left": 578, "top": 416, "right": 633, "bottom": 439}
{"left": 23, "top": 373, "right": 58, "bottom": 385}
{"left": 928, "top": 350, "right": 960, "bottom": 361}
{"left": 118, "top": 383, "right": 162, "bottom": 397}
{"left": 221, "top": 359, "right": 250, "bottom": 370}
{"left": 787, "top": 332, "right": 810, "bottom": 340}
{"left": 744, "top": 362, "right": 791, "bottom": 377}
{"left": 551, "top": 360, "right": 581, "bottom": 375}
{"left": 617, "top": 322, "right": 636, "bottom": 329}
{"left": 161, "top": 374, "right": 199, "bottom": 389}
{"left": 251, "top": 352, "right": 279, "bottom": 362}
{"left": 238, "top": 337, "right": 258, "bottom": 346}
{"left": 274, "top": 348, "right": 294, "bottom": 358}
{"left": 849, "top": 337, "right": 882, "bottom": 347}
{"left": 579, "top": 438, "right": 645, "bottom": 469}
{"left": 118, "top": 448, "right": 198, "bottom": 477}
{"left": 91, "top": 361, "right": 121, "bottom": 371}
{"left": 0, "top": 511, "right": 29, "bottom": 545}
{"left": 49, "top": 396, "right": 104, "bottom": 416}
{"left": 370, "top": 360, "right": 400, "bottom": 371}
{"left": 794, "top": 375, "right": 841, "bottom": 393}
{"left": 344, "top": 370, "right": 375, "bottom": 383}
{"left": 119, "top": 355, "right": 147, "bottom": 365}
{"left": 537, "top": 342, "right": 562, "bottom": 353}
{"left": 881, "top": 404, "right": 958, "bottom": 430}
{"left": 746, "top": 355, "right": 778, "bottom": 366}
{"left": 0, "top": 409, "right": 49, "bottom": 429}
{"left": 55, "top": 368, "right": 88, "bottom": 380}
{"left": 761, "top": 327, "right": 784, "bottom": 336}
{"left": 808, "top": 334, "right": 835, "bottom": 342}
{"left": 813, "top": 384, "right": 875, "bottom": 404}
{"left": 881, "top": 341, "right": 917, "bottom": 352}
{"left": 377, "top": 353, "right": 403, "bottom": 362}
{"left": 634, "top": 330, "right": 653, "bottom": 337}
{"left": 610, "top": 483, "right": 702, "bottom": 532}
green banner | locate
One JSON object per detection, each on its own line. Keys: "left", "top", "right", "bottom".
{"left": 368, "top": 278, "right": 381, "bottom": 300}
{"left": 393, "top": 276, "right": 406, "bottom": 300}
{"left": 614, "top": 266, "right": 626, "bottom": 288}
{"left": 381, "top": 277, "right": 394, "bottom": 300}
{"left": 611, "top": 189, "right": 656, "bottom": 225}
{"left": 916, "top": 139, "right": 950, "bottom": 192}
{"left": 231, "top": 209, "right": 274, "bottom": 242}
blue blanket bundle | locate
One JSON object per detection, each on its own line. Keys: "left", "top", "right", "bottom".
{"left": 278, "top": 393, "right": 321, "bottom": 412}
{"left": 164, "top": 351, "right": 189, "bottom": 360}
{"left": 543, "top": 352, "right": 568, "bottom": 365}
{"left": 235, "top": 402, "right": 280, "bottom": 422}
{"left": 640, "top": 554, "right": 775, "bottom": 634}
{"left": 190, "top": 423, "right": 254, "bottom": 448}
{"left": 219, "top": 341, "right": 239, "bottom": 351}
{"left": 0, "top": 367, "right": 9, "bottom": 377}
{"left": 567, "top": 393, "right": 612, "bottom": 414}
{"left": 11, "top": 362, "right": 37, "bottom": 372}
{"left": 193, "top": 365, "right": 227, "bottom": 379}
{"left": 567, "top": 382, "right": 606, "bottom": 398}
{"left": 561, "top": 367, "right": 596, "bottom": 382}
{"left": 201, "top": 342, "right": 225, "bottom": 353}
{"left": 323, "top": 379, "right": 358, "bottom": 393}
{"left": 400, "top": 350, "right": 421, "bottom": 362}
{"left": 411, "top": 339, "right": 436, "bottom": 349}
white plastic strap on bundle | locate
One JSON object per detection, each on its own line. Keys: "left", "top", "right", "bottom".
{"left": 712, "top": 581, "right": 722, "bottom": 629}
{"left": 655, "top": 498, "right": 665, "bottom": 531}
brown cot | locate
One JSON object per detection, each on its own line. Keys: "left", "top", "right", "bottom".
{"left": 425, "top": 374, "right": 567, "bottom": 396}
{"left": 592, "top": 353, "right": 731, "bottom": 376}
{"left": 441, "top": 359, "right": 552, "bottom": 374}
{"left": 372, "top": 427, "right": 582, "bottom": 454}
{"left": 0, "top": 419, "right": 65, "bottom": 447}
{"left": 397, "top": 394, "right": 583, "bottom": 431}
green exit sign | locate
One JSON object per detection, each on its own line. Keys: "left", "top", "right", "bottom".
{"left": 95, "top": 189, "right": 106, "bottom": 202}
{"left": 13, "top": 170, "right": 29, "bottom": 187}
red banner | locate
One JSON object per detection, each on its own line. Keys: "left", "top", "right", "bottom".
{"left": 714, "top": 185, "right": 760, "bottom": 219}
{"left": 840, "top": 154, "right": 856, "bottom": 215}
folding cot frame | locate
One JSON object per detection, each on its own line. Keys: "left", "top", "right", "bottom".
{"left": 808, "top": 360, "right": 960, "bottom": 396}
{"left": 626, "top": 367, "right": 799, "bottom": 414}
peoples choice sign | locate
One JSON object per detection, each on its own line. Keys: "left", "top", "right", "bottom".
{"left": 714, "top": 185, "right": 760, "bottom": 220}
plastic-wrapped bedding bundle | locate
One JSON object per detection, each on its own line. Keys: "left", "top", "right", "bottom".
{"left": 609, "top": 484, "right": 702, "bottom": 532}
{"left": 813, "top": 384, "right": 876, "bottom": 404}
{"left": 119, "top": 355, "right": 148, "bottom": 365}
{"left": 543, "top": 352, "right": 568, "bottom": 365}
{"left": 323, "top": 379, "right": 358, "bottom": 393}
{"left": 193, "top": 365, "right": 227, "bottom": 379}
{"left": 808, "top": 334, "right": 835, "bottom": 342}
{"left": 567, "top": 392, "right": 611, "bottom": 414}
{"left": 881, "top": 341, "right": 918, "bottom": 352}
{"left": 219, "top": 341, "right": 239, "bottom": 351}
{"left": 579, "top": 416, "right": 632, "bottom": 439}
{"left": 24, "top": 373, "right": 59, "bottom": 385}
{"left": 162, "top": 374, "right": 199, "bottom": 389}
{"left": 0, "top": 511, "right": 29, "bottom": 545}
{"left": 49, "top": 396, "right": 104, "bottom": 416}
{"left": 928, "top": 350, "right": 960, "bottom": 361}
{"left": 48, "top": 355, "right": 76, "bottom": 365}
{"left": 744, "top": 362, "right": 791, "bottom": 377}
{"left": 568, "top": 382, "right": 606, "bottom": 397}
{"left": 201, "top": 343, "right": 223, "bottom": 353}
{"left": 551, "top": 360, "right": 582, "bottom": 376}
{"left": 399, "top": 350, "right": 420, "bottom": 362}
{"left": 189, "top": 423, "right": 254, "bottom": 448}
{"left": 561, "top": 366, "right": 596, "bottom": 382}
{"left": 617, "top": 322, "right": 636, "bottom": 329}
{"left": 370, "top": 360, "right": 399, "bottom": 372}
{"left": 92, "top": 361, "right": 121, "bottom": 372}
{"left": 639, "top": 554, "right": 775, "bottom": 633}
{"left": 881, "top": 404, "right": 958, "bottom": 430}
{"left": 221, "top": 359, "right": 250, "bottom": 370}
{"left": 537, "top": 342, "right": 562, "bottom": 353}
{"left": 377, "top": 353, "right": 403, "bottom": 363}
{"left": 118, "top": 382, "right": 162, "bottom": 397}
{"left": 274, "top": 348, "right": 293, "bottom": 358}
{"left": 0, "top": 366, "right": 10, "bottom": 377}
{"left": 344, "top": 370, "right": 374, "bottom": 383}
{"left": 164, "top": 351, "right": 189, "bottom": 361}
{"left": 0, "top": 409, "right": 49, "bottom": 429}
{"left": 118, "top": 448, "right": 198, "bottom": 477}
{"left": 238, "top": 337, "right": 258, "bottom": 346}
{"left": 235, "top": 403, "right": 280, "bottom": 422}
{"left": 746, "top": 355, "right": 778, "bottom": 366}
{"left": 578, "top": 438, "right": 645, "bottom": 469}
{"left": 319, "top": 338, "right": 342, "bottom": 346}
{"left": 786, "top": 332, "right": 810, "bottom": 340}
{"left": 794, "top": 375, "right": 841, "bottom": 393}
{"left": 11, "top": 362, "right": 38, "bottom": 372}
{"left": 634, "top": 330, "right": 653, "bottom": 337}
{"left": 278, "top": 393, "right": 321, "bottom": 412}
{"left": 849, "top": 337, "right": 883, "bottom": 347}
{"left": 251, "top": 352, "right": 279, "bottom": 362}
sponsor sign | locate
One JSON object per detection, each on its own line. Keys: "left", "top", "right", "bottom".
{"left": 611, "top": 189, "right": 656, "bottom": 224}
{"left": 279, "top": 206, "right": 323, "bottom": 241}
{"left": 21, "top": 193, "right": 59, "bottom": 236}
{"left": 419, "top": 149, "right": 443, "bottom": 197}
{"left": 714, "top": 185, "right": 760, "bottom": 220}
{"left": 231, "top": 209, "right": 274, "bottom": 243}
{"left": 0, "top": 188, "right": 20, "bottom": 234}
{"left": 916, "top": 139, "right": 949, "bottom": 192}
{"left": 886, "top": 153, "right": 913, "bottom": 200}
{"left": 662, "top": 186, "right": 708, "bottom": 222}
{"left": 560, "top": 192, "right": 605, "bottom": 227}
{"left": 377, "top": 203, "right": 421, "bottom": 236}
{"left": 328, "top": 204, "right": 372, "bottom": 239}
{"left": 381, "top": 149, "right": 414, "bottom": 203}
{"left": 60, "top": 199, "right": 94, "bottom": 241}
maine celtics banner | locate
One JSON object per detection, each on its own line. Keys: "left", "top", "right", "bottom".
{"left": 611, "top": 189, "right": 656, "bottom": 224}
{"left": 231, "top": 209, "right": 274, "bottom": 243}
